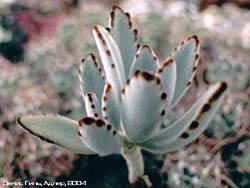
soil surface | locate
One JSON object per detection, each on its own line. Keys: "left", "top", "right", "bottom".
{"left": 56, "top": 152, "right": 167, "bottom": 188}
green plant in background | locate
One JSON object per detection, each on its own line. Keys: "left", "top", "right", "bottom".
{"left": 16, "top": 5, "right": 227, "bottom": 187}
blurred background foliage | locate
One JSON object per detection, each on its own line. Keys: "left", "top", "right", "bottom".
{"left": 0, "top": 0, "right": 249, "bottom": 187}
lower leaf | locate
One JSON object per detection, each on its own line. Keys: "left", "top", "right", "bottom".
{"left": 16, "top": 114, "right": 95, "bottom": 154}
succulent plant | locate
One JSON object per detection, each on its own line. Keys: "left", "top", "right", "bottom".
{"left": 16, "top": 5, "right": 227, "bottom": 187}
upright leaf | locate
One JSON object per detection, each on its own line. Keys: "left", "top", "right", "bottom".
{"left": 171, "top": 35, "right": 200, "bottom": 107}
{"left": 79, "top": 53, "right": 105, "bottom": 101}
{"left": 102, "top": 83, "right": 121, "bottom": 130}
{"left": 121, "top": 71, "right": 167, "bottom": 143}
{"left": 156, "top": 58, "right": 177, "bottom": 110}
{"left": 129, "top": 45, "right": 158, "bottom": 77}
{"left": 84, "top": 92, "right": 101, "bottom": 118}
{"left": 93, "top": 25, "right": 125, "bottom": 93}
{"left": 109, "top": 5, "right": 137, "bottom": 78}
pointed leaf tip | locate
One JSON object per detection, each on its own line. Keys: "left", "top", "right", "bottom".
{"left": 140, "top": 82, "right": 227, "bottom": 153}
{"left": 16, "top": 115, "right": 95, "bottom": 154}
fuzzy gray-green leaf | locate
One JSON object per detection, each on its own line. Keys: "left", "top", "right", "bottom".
{"left": 16, "top": 114, "right": 95, "bottom": 154}
{"left": 129, "top": 45, "right": 158, "bottom": 77}
{"left": 93, "top": 25, "right": 125, "bottom": 93}
{"left": 140, "top": 82, "right": 227, "bottom": 153}
{"left": 109, "top": 5, "right": 137, "bottom": 79}
{"left": 84, "top": 92, "right": 101, "bottom": 118}
{"left": 78, "top": 117, "right": 121, "bottom": 156}
{"left": 171, "top": 35, "right": 200, "bottom": 108}
{"left": 156, "top": 58, "right": 177, "bottom": 110}
{"left": 79, "top": 53, "right": 105, "bottom": 101}
{"left": 102, "top": 83, "right": 121, "bottom": 130}
{"left": 121, "top": 71, "right": 166, "bottom": 143}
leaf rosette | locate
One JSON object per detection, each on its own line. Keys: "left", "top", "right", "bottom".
{"left": 16, "top": 5, "right": 227, "bottom": 186}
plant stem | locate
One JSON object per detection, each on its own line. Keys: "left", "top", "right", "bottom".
{"left": 121, "top": 146, "right": 152, "bottom": 187}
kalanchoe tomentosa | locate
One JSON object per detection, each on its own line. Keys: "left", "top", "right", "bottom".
{"left": 16, "top": 5, "right": 227, "bottom": 187}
